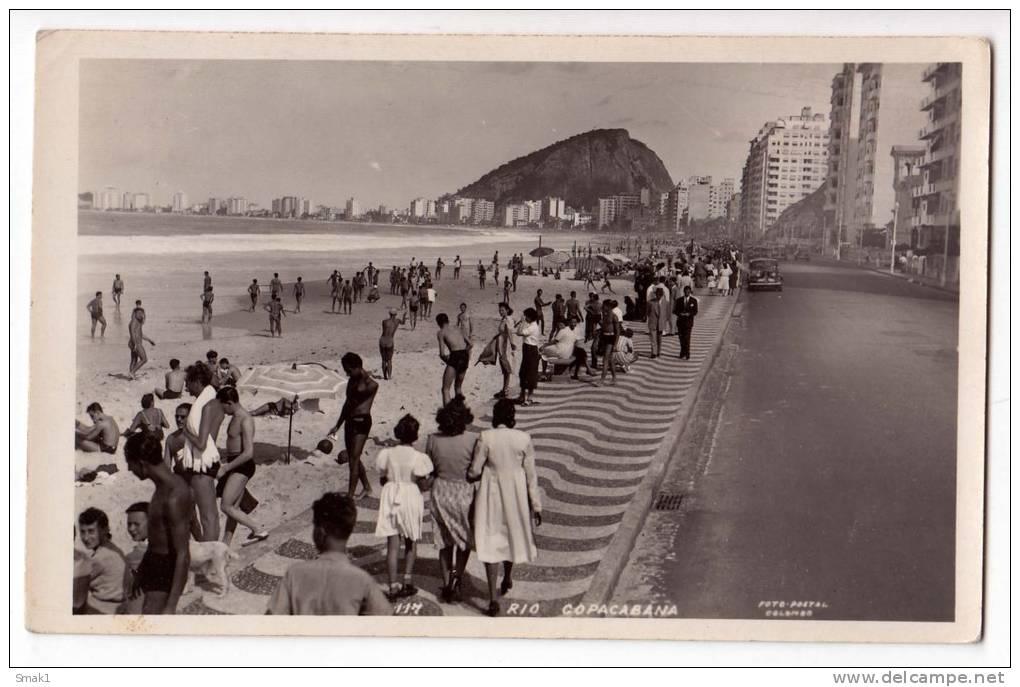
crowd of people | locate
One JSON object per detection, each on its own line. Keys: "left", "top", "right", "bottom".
{"left": 75, "top": 237, "right": 742, "bottom": 617}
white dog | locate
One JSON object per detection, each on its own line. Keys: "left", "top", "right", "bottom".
{"left": 186, "top": 540, "right": 239, "bottom": 597}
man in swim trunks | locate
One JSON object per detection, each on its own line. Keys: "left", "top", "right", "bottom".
{"left": 124, "top": 432, "right": 193, "bottom": 614}
{"left": 155, "top": 358, "right": 186, "bottom": 400}
{"left": 181, "top": 363, "right": 225, "bottom": 542}
{"left": 477, "top": 261, "right": 487, "bottom": 289}
{"left": 128, "top": 306, "right": 155, "bottom": 379}
{"left": 340, "top": 279, "right": 354, "bottom": 315}
{"left": 215, "top": 386, "right": 268, "bottom": 546}
{"left": 75, "top": 402, "right": 120, "bottom": 454}
{"left": 265, "top": 295, "right": 285, "bottom": 337}
{"left": 86, "top": 291, "right": 107, "bottom": 338}
{"left": 201, "top": 286, "right": 214, "bottom": 323}
{"left": 453, "top": 255, "right": 462, "bottom": 279}
{"left": 111, "top": 274, "right": 124, "bottom": 306}
{"left": 203, "top": 271, "right": 212, "bottom": 293}
{"left": 435, "top": 257, "right": 444, "bottom": 279}
{"left": 533, "top": 289, "right": 550, "bottom": 335}
{"left": 248, "top": 279, "right": 261, "bottom": 311}
{"left": 331, "top": 272, "right": 342, "bottom": 313}
{"left": 379, "top": 308, "right": 401, "bottom": 380}
{"left": 326, "top": 352, "right": 377, "bottom": 500}
{"left": 270, "top": 272, "right": 284, "bottom": 301}
{"left": 293, "top": 277, "right": 305, "bottom": 313}
{"left": 435, "top": 312, "right": 471, "bottom": 406}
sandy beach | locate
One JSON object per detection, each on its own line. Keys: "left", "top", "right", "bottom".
{"left": 75, "top": 211, "right": 622, "bottom": 548}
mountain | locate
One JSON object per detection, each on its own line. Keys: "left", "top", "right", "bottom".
{"left": 450, "top": 129, "right": 674, "bottom": 210}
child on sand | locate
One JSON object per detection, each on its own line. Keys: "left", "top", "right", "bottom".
{"left": 374, "top": 414, "right": 433, "bottom": 601}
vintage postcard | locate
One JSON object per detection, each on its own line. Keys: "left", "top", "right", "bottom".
{"left": 26, "top": 31, "right": 990, "bottom": 642}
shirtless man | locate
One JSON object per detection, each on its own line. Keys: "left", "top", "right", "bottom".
{"left": 379, "top": 308, "right": 402, "bottom": 380}
{"left": 456, "top": 302, "right": 473, "bottom": 344}
{"left": 326, "top": 353, "right": 377, "bottom": 500}
{"left": 124, "top": 432, "right": 193, "bottom": 614}
{"left": 203, "top": 271, "right": 212, "bottom": 293}
{"left": 128, "top": 307, "right": 155, "bottom": 379}
{"left": 75, "top": 402, "right": 120, "bottom": 454}
{"left": 201, "top": 286, "right": 214, "bottom": 323}
{"left": 293, "top": 277, "right": 305, "bottom": 313}
{"left": 533, "top": 289, "right": 551, "bottom": 335}
{"left": 435, "top": 312, "right": 471, "bottom": 406}
{"left": 111, "top": 274, "right": 124, "bottom": 306}
{"left": 435, "top": 257, "right": 444, "bottom": 280}
{"left": 86, "top": 291, "right": 107, "bottom": 338}
{"left": 215, "top": 386, "right": 268, "bottom": 546}
{"left": 453, "top": 255, "right": 462, "bottom": 279}
{"left": 340, "top": 279, "right": 354, "bottom": 315}
{"left": 248, "top": 279, "right": 261, "bottom": 311}
{"left": 270, "top": 273, "right": 284, "bottom": 301}
{"left": 154, "top": 358, "right": 186, "bottom": 400}
{"left": 181, "top": 363, "right": 225, "bottom": 542}
{"left": 477, "top": 261, "right": 487, "bottom": 289}
{"left": 330, "top": 272, "right": 342, "bottom": 313}
{"left": 265, "top": 295, "right": 285, "bottom": 337}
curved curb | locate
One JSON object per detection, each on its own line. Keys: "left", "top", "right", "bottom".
{"left": 579, "top": 290, "right": 742, "bottom": 609}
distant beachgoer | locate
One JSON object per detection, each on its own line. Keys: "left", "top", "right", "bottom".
{"left": 216, "top": 386, "right": 268, "bottom": 546}
{"left": 550, "top": 294, "right": 567, "bottom": 339}
{"left": 326, "top": 353, "right": 378, "bottom": 500}
{"left": 492, "top": 262, "right": 500, "bottom": 285}
{"left": 86, "top": 291, "right": 107, "bottom": 338}
{"left": 270, "top": 273, "right": 283, "bottom": 301}
{"left": 514, "top": 308, "right": 542, "bottom": 406}
{"left": 331, "top": 273, "right": 342, "bottom": 313}
{"left": 601, "top": 273, "right": 615, "bottom": 294}
{"left": 180, "top": 363, "right": 225, "bottom": 542}
{"left": 565, "top": 291, "right": 583, "bottom": 325}
{"left": 533, "top": 289, "right": 550, "bottom": 335}
{"left": 201, "top": 286, "right": 214, "bottom": 323}
{"left": 584, "top": 271, "right": 598, "bottom": 293}
{"left": 379, "top": 308, "right": 401, "bottom": 380}
{"left": 124, "top": 432, "right": 193, "bottom": 615}
{"left": 366, "top": 283, "right": 380, "bottom": 302}
{"left": 468, "top": 399, "right": 542, "bottom": 616}
{"left": 406, "top": 288, "right": 419, "bottom": 330}
{"left": 375, "top": 414, "right": 433, "bottom": 601}
{"left": 502, "top": 277, "right": 512, "bottom": 304}
{"left": 203, "top": 271, "right": 212, "bottom": 293}
{"left": 453, "top": 255, "right": 462, "bottom": 279}
{"left": 265, "top": 295, "right": 285, "bottom": 337}
{"left": 341, "top": 280, "right": 354, "bottom": 315}
{"left": 647, "top": 289, "right": 663, "bottom": 358}
{"left": 267, "top": 492, "right": 391, "bottom": 616}
{"left": 436, "top": 313, "right": 471, "bottom": 406}
{"left": 511, "top": 265, "right": 519, "bottom": 291}
{"left": 496, "top": 302, "right": 516, "bottom": 399}
{"left": 399, "top": 273, "right": 410, "bottom": 308}
{"left": 435, "top": 257, "right": 444, "bottom": 279}
{"left": 456, "top": 303, "right": 473, "bottom": 344}
{"left": 123, "top": 393, "right": 169, "bottom": 440}
{"left": 426, "top": 398, "right": 478, "bottom": 602}
{"left": 128, "top": 307, "right": 155, "bottom": 379}
{"left": 132, "top": 299, "right": 146, "bottom": 323}
{"left": 77, "top": 507, "right": 128, "bottom": 614}
{"left": 248, "top": 279, "right": 261, "bottom": 311}
{"left": 293, "top": 277, "right": 305, "bottom": 313}
{"left": 155, "top": 358, "right": 186, "bottom": 400}
{"left": 477, "top": 261, "right": 487, "bottom": 289}
{"left": 418, "top": 283, "right": 430, "bottom": 320}
{"left": 75, "top": 402, "right": 120, "bottom": 454}
{"left": 111, "top": 274, "right": 124, "bottom": 306}
{"left": 425, "top": 284, "right": 437, "bottom": 319}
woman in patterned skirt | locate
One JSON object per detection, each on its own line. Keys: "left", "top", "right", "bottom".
{"left": 425, "top": 396, "right": 480, "bottom": 603}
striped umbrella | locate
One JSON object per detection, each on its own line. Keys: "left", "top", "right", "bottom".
{"left": 237, "top": 362, "right": 347, "bottom": 400}
{"left": 237, "top": 362, "right": 346, "bottom": 463}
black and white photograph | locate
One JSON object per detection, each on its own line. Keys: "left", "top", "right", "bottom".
{"left": 20, "top": 27, "right": 992, "bottom": 647}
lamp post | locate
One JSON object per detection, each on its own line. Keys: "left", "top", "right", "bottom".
{"left": 890, "top": 201, "right": 899, "bottom": 275}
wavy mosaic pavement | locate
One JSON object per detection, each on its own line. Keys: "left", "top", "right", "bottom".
{"left": 193, "top": 295, "right": 735, "bottom": 617}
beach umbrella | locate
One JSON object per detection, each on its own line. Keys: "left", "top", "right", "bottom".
{"left": 544, "top": 250, "right": 571, "bottom": 266}
{"left": 237, "top": 362, "right": 347, "bottom": 463}
{"left": 529, "top": 246, "right": 554, "bottom": 258}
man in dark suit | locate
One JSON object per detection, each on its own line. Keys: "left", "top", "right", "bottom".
{"left": 674, "top": 285, "right": 699, "bottom": 360}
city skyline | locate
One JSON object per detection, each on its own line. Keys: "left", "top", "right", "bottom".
{"left": 80, "top": 60, "right": 869, "bottom": 211}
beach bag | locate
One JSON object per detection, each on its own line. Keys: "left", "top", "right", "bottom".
{"left": 475, "top": 335, "right": 499, "bottom": 366}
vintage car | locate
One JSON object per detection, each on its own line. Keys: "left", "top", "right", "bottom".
{"left": 747, "top": 258, "right": 783, "bottom": 291}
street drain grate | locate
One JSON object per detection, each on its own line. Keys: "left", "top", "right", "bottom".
{"left": 653, "top": 493, "right": 684, "bottom": 511}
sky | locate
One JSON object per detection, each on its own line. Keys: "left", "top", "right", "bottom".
{"left": 79, "top": 60, "right": 928, "bottom": 212}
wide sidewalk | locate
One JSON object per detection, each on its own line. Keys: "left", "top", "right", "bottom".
{"left": 184, "top": 291, "right": 740, "bottom": 617}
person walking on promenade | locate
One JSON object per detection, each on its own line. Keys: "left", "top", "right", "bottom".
{"left": 674, "top": 285, "right": 698, "bottom": 360}
{"left": 729, "top": 259, "right": 740, "bottom": 294}
{"left": 719, "top": 262, "right": 732, "bottom": 296}
{"left": 268, "top": 492, "right": 391, "bottom": 615}
{"left": 598, "top": 299, "right": 621, "bottom": 386}
{"left": 533, "top": 289, "right": 550, "bottom": 335}
{"left": 514, "top": 308, "right": 542, "bottom": 406}
{"left": 646, "top": 288, "right": 663, "bottom": 358}
{"left": 468, "top": 399, "right": 542, "bottom": 617}
{"left": 375, "top": 414, "right": 433, "bottom": 601}
{"left": 426, "top": 398, "right": 479, "bottom": 603}
{"left": 495, "top": 302, "right": 516, "bottom": 399}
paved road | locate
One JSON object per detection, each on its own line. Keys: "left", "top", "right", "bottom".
{"left": 612, "top": 262, "right": 959, "bottom": 622}
{"left": 188, "top": 294, "right": 737, "bottom": 616}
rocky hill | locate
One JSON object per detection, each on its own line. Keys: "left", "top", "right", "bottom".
{"left": 450, "top": 129, "right": 674, "bottom": 210}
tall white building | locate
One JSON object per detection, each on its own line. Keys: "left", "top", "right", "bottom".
{"left": 410, "top": 197, "right": 429, "bottom": 219}
{"left": 709, "top": 178, "right": 736, "bottom": 219}
{"left": 171, "top": 191, "right": 188, "bottom": 213}
{"left": 542, "top": 196, "right": 566, "bottom": 221}
{"left": 346, "top": 197, "right": 362, "bottom": 219}
{"left": 95, "top": 186, "right": 122, "bottom": 210}
{"left": 227, "top": 197, "right": 248, "bottom": 215}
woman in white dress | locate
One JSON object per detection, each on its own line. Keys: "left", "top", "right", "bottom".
{"left": 719, "top": 262, "right": 732, "bottom": 296}
{"left": 468, "top": 399, "right": 542, "bottom": 616}
{"left": 375, "top": 414, "right": 434, "bottom": 601}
